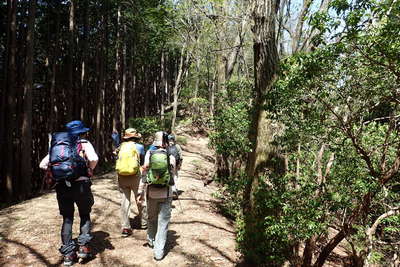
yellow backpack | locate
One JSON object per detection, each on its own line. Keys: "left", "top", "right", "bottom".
{"left": 116, "top": 142, "right": 140, "bottom": 176}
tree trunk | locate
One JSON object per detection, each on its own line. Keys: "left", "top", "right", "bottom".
{"left": 244, "top": 0, "right": 279, "bottom": 212}
{"left": 113, "top": 6, "right": 121, "bottom": 132}
{"left": 171, "top": 47, "right": 187, "bottom": 132}
{"left": 46, "top": 3, "right": 60, "bottom": 133}
{"left": 20, "top": 0, "right": 36, "bottom": 199}
{"left": 242, "top": 0, "right": 279, "bottom": 262}
{"left": 67, "top": 0, "right": 75, "bottom": 121}
{"left": 291, "top": 0, "right": 313, "bottom": 53}
{"left": 80, "top": 0, "right": 89, "bottom": 121}
{"left": 121, "top": 24, "right": 127, "bottom": 130}
{"left": 5, "top": 0, "right": 17, "bottom": 201}
{"left": 225, "top": 17, "right": 248, "bottom": 81}
{"left": 0, "top": 0, "right": 12, "bottom": 195}
{"left": 161, "top": 51, "right": 166, "bottom": 121}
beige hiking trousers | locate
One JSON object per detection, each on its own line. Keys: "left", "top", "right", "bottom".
{"left": 118, "top": 174, "right": 147, "bottom": 229}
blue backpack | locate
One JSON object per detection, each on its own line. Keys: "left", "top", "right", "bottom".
{"left": 49, "top": 132, "right": 88, "bottom": 182}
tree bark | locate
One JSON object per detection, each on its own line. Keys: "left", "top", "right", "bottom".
{"left": 121, "top": 23, "right": 127, "bottom": 130}
{"left": 244, "top": 0, "right": 279, "bottom": 214}
{"left": 171, "top": 47, "right": 187, "bottom": 132}
{"left": 5, "top": 0, "right": 17, "bottom": 201}
{"left": 20, "top": 0, "right": 36, "bottom": 199}
{"left": 67, "top": 0, "right": 75, "bottom": 121}
{"left": 80, "top": 0, "right": 89, "bottom": 121}
{"left": 113, "top": 6, "right": 121, "bottom": 132}
{"left": 242, "top": 0, "right": 279, "bottom": 262}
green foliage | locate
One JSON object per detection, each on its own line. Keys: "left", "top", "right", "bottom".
{"left": 187, "top": 97, "right": 211, "bottom": 129}
{"left": 229, "top": 1, "right": 400, "bottom": 264}
{"left": 128, "top": 117, "right": 166, "bottom": 140}
{"left": 209, "top": 80, "right": 253, "bottom": 159}
{"left": 257, "top": 2, "right": 400, "bottom": 263}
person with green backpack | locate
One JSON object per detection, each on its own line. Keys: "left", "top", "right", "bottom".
{"left": 137, "top": 131, "right": 176, "bottom": 261}
{"left": 115, "top": 128, "right": 147, "bottom": 237}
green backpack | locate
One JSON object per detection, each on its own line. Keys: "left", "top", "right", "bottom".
{"left": 147, "top": 150, "right": 172, "bottom": 186}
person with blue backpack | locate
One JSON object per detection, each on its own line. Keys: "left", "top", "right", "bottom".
{"left": 137, "top": 131, "right": 176, "bottom": 261}
{"left": 39, "top": 120, "right": 98, "bottom": 266}
{"left": 115, "top": 128, "right": 147, "bottom": 237}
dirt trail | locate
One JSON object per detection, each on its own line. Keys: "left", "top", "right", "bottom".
{"left": 0, "top": 134, "right": 239, "bottom": 267}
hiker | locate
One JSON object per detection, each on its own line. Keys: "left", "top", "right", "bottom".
{"left": 137, "top": 131, "right": 176, "bottom": 261}
{"left": 39, "top": 120, "right": 98, "bottom": 266}
{"left": 167, "top": 134, "right": 183, "bottom": 198}
{"left": 115, "top": 128, "right": 147, "bottom": 237}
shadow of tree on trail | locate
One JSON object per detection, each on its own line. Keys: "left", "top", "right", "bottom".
{"left": 79, "top": 230, "right": 114, "bottom": 265}
{"left": 171, "top": 220, "right": 234, "bottom": 234}
{"left": 198, "top": 238, "right": 235, "bottom": 263}
{"left": 181, "top": 147, "right": 215, "bottom": 164}
{"left": 0, "top": 234, "right": 62, "bottom": 266}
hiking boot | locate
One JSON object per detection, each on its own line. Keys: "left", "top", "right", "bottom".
{"left": 121, "top": 228, "right": 132, "bottom": 237}
{"left": 63, "top": 253, "right": 77, "bottom": 266}
{"left": 77, "top": 245, "right": 91, "bottom": 259}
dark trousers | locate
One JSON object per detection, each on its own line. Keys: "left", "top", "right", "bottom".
{"left": 56, "top": 180, "right": 94, "bottom": 256}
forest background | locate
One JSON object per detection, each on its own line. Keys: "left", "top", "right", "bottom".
{"left": 1, "top": 0, "right": 400, "bottom": 266}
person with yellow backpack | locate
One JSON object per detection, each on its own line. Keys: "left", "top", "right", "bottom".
{"left": 115, "top": 128, "right": 147, "bottom": 237}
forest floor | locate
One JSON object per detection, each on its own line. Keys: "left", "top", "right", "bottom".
{"left": 0, "top": 132, "right": 240, "bottom": 267}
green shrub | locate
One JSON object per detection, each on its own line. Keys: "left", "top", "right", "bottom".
{"left": 128, "top": 117, "right": 165, "bottom": 140}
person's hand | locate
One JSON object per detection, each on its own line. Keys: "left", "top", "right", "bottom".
{"left": 137, "top": 192, "right": 144, "bottom": 203}
{"left": 88, "top": 168, "right": 94, "bottom": 177}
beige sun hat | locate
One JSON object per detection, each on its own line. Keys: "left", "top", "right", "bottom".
{"left": 123, "top": 128, "right": 142, "bottom": 139}
{"left": 152, "top": 131, "right": 164, "bottom": 147}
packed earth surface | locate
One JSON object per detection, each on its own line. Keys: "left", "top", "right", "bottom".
{"left": 0, "top": 133, "right": 239, "bottom": 267}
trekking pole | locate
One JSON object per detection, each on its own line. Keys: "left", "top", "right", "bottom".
{"left": 177, "top": 197, "right": 184, "bottom": 214}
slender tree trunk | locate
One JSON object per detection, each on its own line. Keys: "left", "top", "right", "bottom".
{"left": 160, "top": 51, "right": 166, "bottom": 121}
{"left": 80, "top": 0, "right": 89, "bottom": 121}
{"left": 121, "top": 24, "right": 127, "bottom": 130}
{"left": 194, "top": 56, "right": 200, "bottom": 99}
{"left": 113, "top": 6, "right": 121, "bottom": 131}
{"left": 171, "top": 47, "right": 187, "bottom": 132}
{"left": 5, "top": 0, "right": 17, "bottom": 201}
{"left": 49, "top": 7, "right": 60, "bottom": 132}
{"left": 0, "top": 0, "right": 12, "bottom": 195}
{"left": 291, "top": 0, "right": 313, "bottom": 53}
{"left": 20, "top": 0, "right": 36, "bottom": 199}
{"left": 66, "top": 0, "right": 75, "bottom": 121}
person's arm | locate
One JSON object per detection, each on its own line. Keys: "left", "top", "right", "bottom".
{"left": 39, "top": 155, "right": 50, "bottom": 170}
{"left": 82, "top": 141, "right": 99, "bottom": 170}
{"left": 169, "top": 155, "right": 176, "bottom": 173}
{"left": 137, "top": 174, "right": 147, "bottom": 203}
{"left": 140, "top": 150, "right": 151, "bottom": 173}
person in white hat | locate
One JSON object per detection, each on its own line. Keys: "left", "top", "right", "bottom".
{"left": 137, "top": 131, "right": 176, "bottom": 261}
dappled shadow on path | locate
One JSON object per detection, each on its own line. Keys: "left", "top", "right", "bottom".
{"left": 198, "top": 238, "right": 235, "bottom": 263}
{"left": 164, "top": 230, "right": 180, "bottom": 257}
{"left": 92, "top": 192, "right": 120, "bottom": 207}
{"left": 182, "top": 147, "right": 215, "bottom": 163}
{"left": 0, "top": 234, "right": 62, "bottom": 266}
{"left": 79, "top": 230, "right": 114, "bottom": 265}
{"left": 171, "top": 220, "right": 234, "bottom": 234}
